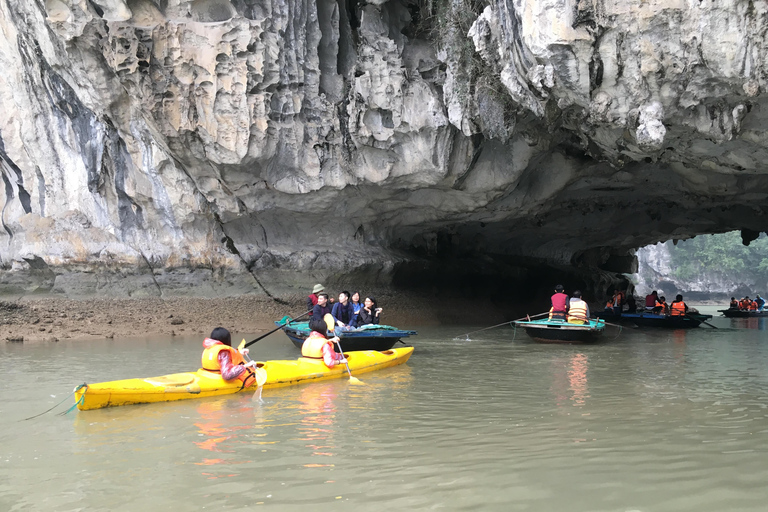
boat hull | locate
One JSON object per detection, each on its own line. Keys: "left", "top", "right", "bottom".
{"left": 594, "top": 311, "right": 712, "bottom": 328}
{"left": 75, "top": 347, "right": 414, "bottom": 411}
{"left": 719, "top": 309, "right": 768, "bottom": 318}
{"left": 515, "top": 319, "right": 605, "bottom": 344}
{"left": 279, "top": 321, "right": 416, "bottom": 352}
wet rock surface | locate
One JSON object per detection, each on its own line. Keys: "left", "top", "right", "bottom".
{"left": 0, "top": 1, "right": 767, "bottom": 297}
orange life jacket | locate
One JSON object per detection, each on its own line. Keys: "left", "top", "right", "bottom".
{"left": 670, "top": 301, "right": 686, "bottom": 316}
{"left": 749, "top": 301, "right": 758, "bottom": 310}
{"left": 302, "top": 331, "right": 333, "bottom": 359}
{"left": 201, "top": 340, "right": 255, "bottom": 387}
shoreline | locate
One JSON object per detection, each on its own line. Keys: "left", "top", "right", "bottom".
{"left": 0, "top": 293, "right": 516, "bottom": 344}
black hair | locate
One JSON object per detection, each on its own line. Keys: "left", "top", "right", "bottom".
{"left": 317, "top": 292, "right": 329, "bottom": 300}
{"left": 365, "top": 296, "right": 377, "bottom": 309}
{"left": 308, "top": 318, "right": 329, "bottom": 335}
{"left": 555, "top": 284, "right": 564, "bottom": 292}
{"left": 572, "top": 290, "right": 582, "bottom": 298}
{"left": 210, "top": 327, "right": 231, "bottom": 346}
{"left": 675, "top": 294, "right": 683, "bottom": 301}
{"left": 340, "top": 290, "right": 350, "bottom": 299}
{"left": 350, "top": 291, "right": 360, "bottom": 303}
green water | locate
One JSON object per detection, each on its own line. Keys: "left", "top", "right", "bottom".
{"left": 2, "top": 306, "right": 768, "bottom": 511}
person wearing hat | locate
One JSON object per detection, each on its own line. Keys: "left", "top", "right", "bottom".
{"left": 756, "top": 294, "right": 765, "bottom": 311}
{"left": 307, "top": 284, "right": 324, "bottom": 312}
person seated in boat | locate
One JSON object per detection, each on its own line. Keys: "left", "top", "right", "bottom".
{"left": 729, "top": 297, "right": 739, "bottom": 309}
{"left": 645, "top": 290, "right": 659, "bottom": 311}
{"left": 201, "top": 327, "right": 258, "bottom": 387}
{"left": 653, "top": 296, "right": 669, "bottom": 315}
{"left": 307, "top": 284, "right": 324, "bottom": 312}
{"left": 311, "top": 293, "right": 333, "bottom": 322}
{"left": 740, "top": 296, "right": 751, "bottom": 310}
{"left": 670, "top": 294, "right": 688, "bottom": 316}
{"left": 302, "top": 318, "right": 347, "bottom": 368}
{"left": 549, "top": 284, "right": 569, "bottom": 321}
{"left": 756, "top": 295, "right": 765, "bottom": 311}
{"left": 625, "top": 294, "right": 637, "bottom": 313}
{"left": 610, "top": 289, "right": 625, "bottom": 315}
{"left": 748, "top": 299, "right": 758, "bottom": 311}
{"left": 350, "top": 291, "right": 362, "bottom": 326}
{"left": 357, "top": 296, "right": 382, "bottom": 326}
{"left": 331, "top": 290, "right": 355, "bottom": 331}
{"left": 566, "top": 291, "right": 590, "bottom": 325}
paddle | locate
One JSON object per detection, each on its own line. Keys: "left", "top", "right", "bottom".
{"left": 240, "top": 310, "right": 312, "bottom": 349}
{"left": 688, "top": 314, "right": 718, "bottom": 329}
{"left": 453, "top": 311, "right": 549, "bottom": 340}
{"left": 333, "top": 338, "right": 364, "bottom": 385}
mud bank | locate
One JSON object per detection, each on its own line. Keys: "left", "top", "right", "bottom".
{"left": 0, "top": 292, "right": 517, "bottom": 344}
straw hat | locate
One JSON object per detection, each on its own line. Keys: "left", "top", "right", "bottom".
{"left": 312, "top": 284, "right": 324, "bottom": 293}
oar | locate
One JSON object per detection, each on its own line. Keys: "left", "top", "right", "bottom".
{"left": 240, "top": 310, "right": 312, "bottom": 349}
{"left": 689, "top": 314, "right": 718, "bottom": 329}
{"left": 453, "top": 311, "right": 549, "bottom": 340}
{"left": 333, "top": 338, "right": 364, "bottom": 385}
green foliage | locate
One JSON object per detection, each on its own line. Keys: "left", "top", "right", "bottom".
{"left": 668, "top": 232, "right": 768, "bottom": 284}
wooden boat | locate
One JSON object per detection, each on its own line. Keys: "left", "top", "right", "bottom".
{"left": 74, "top": 347, "right": 414, "bottom": 411}
{"left": 278, "top": 320, "right": 417, "bottom": 351}
{"left": 718, "top": 309, "right": 768, "bottom": 318}
{"left": 595, "top": 310, "right": 712, "bottom": 328}
{"left": 513, "top": 318, "right": 606, "bottom": 343}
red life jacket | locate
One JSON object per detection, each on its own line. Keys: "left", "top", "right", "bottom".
{"left": 551, "top": 292, "right": 568, "bottom": 312}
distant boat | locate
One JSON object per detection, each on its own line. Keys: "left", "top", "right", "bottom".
{"left": 277, "top": 320, "right": 417, "bottom": 352}
{"left": 718, "top": 309, "right": 768, "bottom": 318}
{"left": 594, "top": 310, "right": 712, "bottom": 329}
{"left": 513, "top": 318, "right": 606, "bottom": 343}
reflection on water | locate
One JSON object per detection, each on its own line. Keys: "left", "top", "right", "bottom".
{"left": 3, "top": 323, "right": 768, "bottom": 510}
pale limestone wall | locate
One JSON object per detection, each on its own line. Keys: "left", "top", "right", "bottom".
{"left": 0, "top": 0, "right": 767, "bottom": 296}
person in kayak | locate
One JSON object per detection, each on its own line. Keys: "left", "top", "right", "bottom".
{"left": 566, "top": 290, "right": 590, "bottom": 324}
{"left": 302, "top": 318, "right": 347, "bottom": 368}
{"left": 202, "top": 327, "right": 258, "bottom": 387}
{"left": 549, "top": 284, "right": 569, "bottom": 321}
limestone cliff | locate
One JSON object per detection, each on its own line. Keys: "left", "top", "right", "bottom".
{"left": 0, "top": 0, "right": 767, "bottom": 297}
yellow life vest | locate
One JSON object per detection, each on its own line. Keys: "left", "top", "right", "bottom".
{"left": 201, "top": 342, "right": 244, "bottom": 371}
{"left": 302, "top": 331, "right": 332, "bottom": 359}
{"left": 567, "top": 300, "right": 588, "bottom": 324}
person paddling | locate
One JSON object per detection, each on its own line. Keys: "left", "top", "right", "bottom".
{"left": 549, "top": 284, "right": 568, "bottom": 321}
{"left": 307, "top": 284, "right": 324, "bottom": 312}
{"left": 201, "top": 327, "right": 258, "bottom": 387}
{"left": 302, "top": 318, "right": 347, "bottom": 368}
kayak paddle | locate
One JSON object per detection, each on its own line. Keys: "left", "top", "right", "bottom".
{"left": 333, "top": 338, "right": 364, "bottom": 385}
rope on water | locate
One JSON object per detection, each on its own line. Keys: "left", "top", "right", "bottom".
{"left": 453, "top": 321, "right": 514, "bottom": 341}
{"left": 610, "top": 324, "right": 623, "bottom": 340}
{"left": 22, "top": 383, "right": 88, "bottom": 421}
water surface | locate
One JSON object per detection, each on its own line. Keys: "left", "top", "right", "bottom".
{"left": 2, "top": 307, "right": 768, "bottom": 511}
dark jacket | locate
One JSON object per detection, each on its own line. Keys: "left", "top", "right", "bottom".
{"left": 356, "top": 306, "right": 380, "bottom": 326}
{"left": 331, "top": 301, "right": 354, "bottom": 325}
{"left": 312, "top": 303, "right": 332, "bottom": 321}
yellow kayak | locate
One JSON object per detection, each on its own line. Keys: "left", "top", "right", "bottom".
{"left": 75, "top": 347, "right": 414, "bottom": 411}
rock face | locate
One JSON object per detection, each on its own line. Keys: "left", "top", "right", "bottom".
{"left": 1, "top": 0, "right": 768, "bottom": 297}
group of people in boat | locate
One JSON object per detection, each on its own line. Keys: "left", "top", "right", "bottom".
{"left": 306, "top": 283, "right": 383, "bottom": 330}
{"left": 641, "top": 290, "right": 689, "bottom": 316}
{"left": 548, "top": 285, "right": 591, "bottom": 324}
{"left": 729, "top": 295, "right": 765, "bottom": 311}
